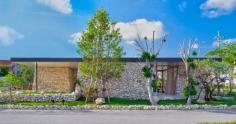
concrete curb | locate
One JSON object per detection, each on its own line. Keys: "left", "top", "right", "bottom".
{"left": 0, "top": 104, "right": 236, "bottom": 111}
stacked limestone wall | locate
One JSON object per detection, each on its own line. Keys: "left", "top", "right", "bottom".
{"left": 109, "top": 62, "right": 148, "bottom": 99}
{"left": 33, "top": 62, "right": 186, "bottom": 99}
{"left": 33, "top": 67, "right": 77, "bottom": 92}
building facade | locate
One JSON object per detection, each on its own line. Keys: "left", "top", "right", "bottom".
{"left": 10, "top": 58, "right": 220, "bottom": 99}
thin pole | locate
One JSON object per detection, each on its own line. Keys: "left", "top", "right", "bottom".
{"left": 152, "top": 31, "right": 155, "bottom": 54}
{"left": 34, "top": 62, "right": 38, "bottom": 91}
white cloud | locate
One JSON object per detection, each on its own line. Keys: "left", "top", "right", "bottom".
{"left": 37, "top": 0, "right": 72, "bottom": 14}
{"left": 69, "top": 32, "right": 82, "bottom": 44}
{"left": 0, "top": 26, "right": 24, "bottom": 46}
{"left": 115, "top": 19, "right": 165, "bottom": 44}
{"left": 178, "top": 1, "right": 187, "bottom": 12}
{"left": 200, "top": 0, "right": 236, "bottom": 18}
{"left": 212, "top": 38, "right": 236, "bottom": 47}
{"left": 224, "top": 38, "right": 236, "bottom": 43}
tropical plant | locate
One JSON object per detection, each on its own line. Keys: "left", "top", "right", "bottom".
{"left": 151, "top": 80, "right": 158, "bottom": 92}
{"left": 134, "top": 32, "right": 167, "bottom": 105}
{"left": 18, "top": 65, "right": 34, "bottom": 89}
{"left": 183, "top": 76, "right": 197, "bottom": 98}
{"left": 77, "top": 8, "right": 125, "bottom": 103}
{"left": 179, "top": 40, "right": 198, "bottom": 105}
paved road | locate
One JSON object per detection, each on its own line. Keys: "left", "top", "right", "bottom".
{"left": 0, "top": 110, "right": 235, "bottom": 124}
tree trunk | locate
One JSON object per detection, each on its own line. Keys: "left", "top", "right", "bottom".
{"left": 187, "top": 96, "right": 192, "bottom": 105}
{"left": 185, "top": 64, "right": 192, "bottom": 105}
{"left": 196, "top": 87, "right": 202, "bottom": 100}
{"left": 205, "top": 86, "right": 210, "bottom": 101}
{"left": 197, "top": 86, "right": 206, "bottom": 103}
{"left": 229, "top": 68, "right": 234, "bottom": 93}
{"left": 147, "top": 78, "right": 156, "bottom": 105}
{"left": 9, "top": 87, "right": 13, "bottom": 103}
{"left": 215, "top": 73, "right": 220, "bottom": 95}
{"left": 106, "top": 81, "right": 111, "bottom": 103}
{"left": 85, "top": 76, "right": 94, "bottom": 103}
{"left": 187, "top": 79, "right": 192, "bottom": 105}
{"left": 187, "top": 78, "right": 192, "bottom": 105}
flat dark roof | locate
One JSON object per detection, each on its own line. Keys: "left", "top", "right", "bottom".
{"left": 11, "top": 57, "right": 222, "bottom": 63}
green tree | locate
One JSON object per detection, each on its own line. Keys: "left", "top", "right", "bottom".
{"left": 0, "top": 73, "right": 25, "bottom": 102}
{"left": 18, "top": 65, "right": 34, "bottom": 89}
{"left": 195, "top": 59, "right": 230, "bottom": 101}
{"left": 77, "top": 8, "right": 124, "bottom": 103}
{"left": 207, "top": 42, "right": 236, "bottom": 92}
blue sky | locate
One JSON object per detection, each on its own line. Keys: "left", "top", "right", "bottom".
{"left": 0, "top": 0, "right": 236, "bottom": 59}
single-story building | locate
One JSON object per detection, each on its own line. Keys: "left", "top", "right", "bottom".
{"left": 10, "top": 57, "right": 221, "bottom": 99}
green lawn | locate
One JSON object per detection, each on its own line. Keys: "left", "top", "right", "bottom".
{"left": 226, "top": 92, "right": 236, "bottom": 99}
{"left": 0, "top": 98, "right": 150, "bottom": 106}
{"left": 158, "top": 99, "right": 195, "bottom": 105}
{"left": 198, "top": 121, "right": 236, "bottom": 124}
{"left": 206, "top": 99, "right": 236, "bottom": 106}
{"left": 0, "top": 97, "right": 235, "bottom": 106}
{"left": 158, "top": 99, "right": 236, "bottom": 106}
{"left": 107, "top": 98, "right": 150, "bottom": 106}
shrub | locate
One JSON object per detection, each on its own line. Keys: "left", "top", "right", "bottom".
{"left": 0, "top": 66, "right": 9, "bottom": 77}
{"left": 183, "top": 86, "right": 197, "bottom": 97}
{"left": 151, "top": 80, "right": 158, "bottom": 92}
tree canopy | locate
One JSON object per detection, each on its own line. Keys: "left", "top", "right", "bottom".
{"left": 76, "top": 8, "right": 124, "bottom": 102}
{"left": 207, "top": 42, "right": 236, "bottom": 67}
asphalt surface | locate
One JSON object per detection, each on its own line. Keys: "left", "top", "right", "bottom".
{"left": 0, "top": 110, "right": 235, "bottom": 124}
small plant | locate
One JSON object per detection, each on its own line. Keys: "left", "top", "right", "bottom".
{"left": 183, "top": 86, "right": 197, "bottom": 98}
{"left": 183, "top": 76, "right": 197, "bottom": 98}
{"left": 0, "top": 73, "right": 25, "bottom": 103}
{"left": 151, "top": 80, "right": 158, "bottom": 92}
{"left": 80, "top": 83, "right": 97, "bottom": 103}
{"left": 75, "top": 80, "right": 81, "bottom": 86}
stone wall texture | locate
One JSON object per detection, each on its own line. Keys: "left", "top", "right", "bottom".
{"left": 108, "top": 63, "right": 186, "bottom": 99}
{"left": 33, "top": 67, "right": 77, "bottom": 92}
{"left": 0, "top": 94, "right": 76, "bottom": 102}
{"left": 77, "top": 62, "right": 149, "bottom": 99}
{"left": 77, "top": 62, "right": 186, "bottom": 100}
{"left": 33, "top": 62, "right": 186, "bottom": 100}
{"left": 109, "top": 62, "right": 148, "bottom": 99}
